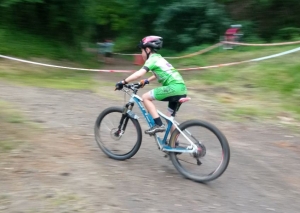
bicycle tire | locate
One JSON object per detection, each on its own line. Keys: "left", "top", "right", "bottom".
{"left": 169, "top": 119, "right": 230, "bottom": 182}
{"left": 94, "top": 107, "right": 142, "bottom": 160}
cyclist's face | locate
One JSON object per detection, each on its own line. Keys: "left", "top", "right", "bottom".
{"left": 141, "top": 48, "right": 147, "bottom": 61}
{"left": 141, "top": 48, "right": 150, "bottom": 61}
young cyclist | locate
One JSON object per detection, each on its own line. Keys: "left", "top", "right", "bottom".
{"left": 115, "top": 35, "right": 187, "bottom": 135}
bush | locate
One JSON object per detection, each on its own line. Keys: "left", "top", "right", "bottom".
{"left": 154, "top": 0, "right": 230, "bottom": 51}
{"left": 277, "top": 27, "right": 300, "bottom": 40}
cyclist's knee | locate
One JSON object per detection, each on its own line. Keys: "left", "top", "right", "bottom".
{"left": 142, "top": 92, "right": 154, "bottom": 101}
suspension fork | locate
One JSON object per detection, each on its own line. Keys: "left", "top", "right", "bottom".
{"left": 117, "top": 102, "right": 134, "bottom": 132}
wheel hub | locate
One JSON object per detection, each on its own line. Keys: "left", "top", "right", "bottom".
{"left": 193, "top": 143, "right": 206, "bottom": 158}
{"left": 110, "top": 128, "right": 123, "bottom": 140}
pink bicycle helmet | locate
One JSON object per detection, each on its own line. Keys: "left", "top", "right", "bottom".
{"left": 138, "top": 35, "right": 163, "bottom": 51}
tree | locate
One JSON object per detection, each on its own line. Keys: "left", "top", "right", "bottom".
{"left": 0, "top": 0, "right": 91, "bottom": 44}
{"left": 154, "top": 0, "right": 230, "bottom": 50}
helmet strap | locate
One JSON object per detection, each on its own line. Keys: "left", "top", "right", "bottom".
{"left": 144, "top": 48, "right": 151, "bottom": 59}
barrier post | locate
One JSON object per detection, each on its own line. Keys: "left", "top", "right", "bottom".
{"left": 134, "top": 54, "right": 144, "bottom": 65}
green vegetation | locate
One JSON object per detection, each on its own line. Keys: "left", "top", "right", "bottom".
{"left": 50, "top": 193, "right": 79, "bottom": 207}
{"left": 0, "top": 68, "right": 98, "bottom": 91}
{"left": 171, "top": 44, "right": 300, "bottom": 67}
{"left": 0, "top": 140, "right": 21, "bottom": 152}
{"left": 1, "top": 0, "right": 300, "bottom": 51}
{"left": 0, "top": 101, "right": 27, "bottom": 152}
{"left": 179, "top": 46, "right": 300, "bottom": 122}
{"left": 0, "top": 26, "right": 99, "bottom": 91}
{"left": 0, "top": 101, "right": 25, "bottom": 124}
{"left": 0, "top": 25, "right": 99, "bottom": 66}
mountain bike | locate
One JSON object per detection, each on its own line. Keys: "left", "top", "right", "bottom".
{"left": 94, "top": 83, "right": 230, "bottom": 182}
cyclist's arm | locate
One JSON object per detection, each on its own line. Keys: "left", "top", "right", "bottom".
{"left": 124, "top": 68, "right": 147, "bottom": 83}
{"left": 148, "top": 75, "right": 156, "bottom": 82}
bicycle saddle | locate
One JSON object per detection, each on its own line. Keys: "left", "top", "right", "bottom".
{"left": 178, "top": 97, "right": 191, "bottom": 103}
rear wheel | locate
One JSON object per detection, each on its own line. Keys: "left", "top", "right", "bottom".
{"left": 94, "top": 107, "right": 142, "bottom": 160}
{"left": 169, "top": 119, "right": 230, "bottom": 182}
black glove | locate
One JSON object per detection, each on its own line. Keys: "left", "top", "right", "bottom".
{"left": 115, "top": 80, "right": 125, "bottom": 90}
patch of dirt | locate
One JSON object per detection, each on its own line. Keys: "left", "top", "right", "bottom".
{"left": 274, "top": 141, "right": 300, "bottom": 153}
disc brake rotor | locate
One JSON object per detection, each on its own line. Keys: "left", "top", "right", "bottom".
{"left": 193, "top": 143, "right": 207, "bottom": 158}
{"left": 110, "top": 128, "right": 123, "bottom": 141}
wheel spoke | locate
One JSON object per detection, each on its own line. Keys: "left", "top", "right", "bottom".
{"left": 169, "top": 120, "right": 230, "bottom": 182}
{"left": 94, "top": 107, "right": 142, "bottom": 160}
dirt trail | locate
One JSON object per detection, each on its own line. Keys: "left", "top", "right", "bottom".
{"left": 0, "top": 59, "right": 300, "bottom": 212}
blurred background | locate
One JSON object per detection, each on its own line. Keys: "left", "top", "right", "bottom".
{"left": 1, "top": 0, "right": 300, "bottom": 212}
{"left": 1, "top": 0, "right": 300, "bottom": 53}
{"left": 0, "top": 0, "right": 299, "bottom": 123}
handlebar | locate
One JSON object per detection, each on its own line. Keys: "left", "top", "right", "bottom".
{"left": 112, "top": 83, "right": 142, "bottom": 94}
{"left": 123, "top": 83, "right": 143, "bottom": 90}
{"left": 115, "top": 81, "right": 150, "bottom": 94}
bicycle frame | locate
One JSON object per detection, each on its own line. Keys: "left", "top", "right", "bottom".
{"left": 123, "top": 86, "right": 198, "bottom": 154}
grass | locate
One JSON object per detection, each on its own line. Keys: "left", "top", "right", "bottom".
{"left": 0, "top": 25, "right": 109, "bottom": 91}
{"left": 0, "top": 100, "right": 36, "bottom": 152}
{"left": 170, "top": 44, "right": 300, "bottom": 67}
{"left": 50, "top": 193, "right": 79, "bottom": 207}
{"left": 181, "top": 47, "right": 300, "bottom": 124}
{"left": 0, "top": 25, "right": 99, "bottom": 67}
{"left": 0, "top": 100, "right": 25, "bottom": 124}
{"left": 0, "top": 194, "right": 10, "bottom": 207}
{"left": 0, "top": 70, "right": 97, "bottom": 91}
{"left": 0, "top": 140, "right": 21, "bottom": 152}
{"left": 0, "top": 62, "right": 99, "bottom": 91}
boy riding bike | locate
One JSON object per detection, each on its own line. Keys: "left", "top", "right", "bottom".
{"left": 115, "top": 35, "right": 187, "bottom": 135}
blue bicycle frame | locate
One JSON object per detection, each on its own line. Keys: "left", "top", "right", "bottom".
{"left": 124, "top": 87, "right": 197, "bottom": 154}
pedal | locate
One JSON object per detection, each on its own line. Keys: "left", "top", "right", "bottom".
{"left": 164, "top": 152, "right": 170, "bottom": 159}
{"left": 148, "top": 132, "right": 155, "bottom": 137}
{"left": 196, "top": 159, "right": 202, "bottom": 166}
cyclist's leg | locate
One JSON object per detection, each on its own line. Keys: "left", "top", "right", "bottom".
{"left": 158, "top": 84, "right": 187, "bottom": 117}
{"left": 145, "top": 85, "right": 177, "bottom": 120}
{"left": 167, "top": 101, "right": 181, "bottom": 132}
{"left": 142, "top": 92, "right": 166, "bottom": 134}
{"left": 162, "top": 84, "right": 187, "bottom": 135}
{"left": 142, "top": 92, "right": 159, "bottom": 118}
{"left": 143, "top": 84, "right": 187, "bottom": 134}
{"left": 156, "top": 83, "right": 187, "bottom": 130}
{"left": 153, "top": 84, "right": 187, "bottom": 102}
{"left": 166, "top": 101, "right": 185, "bottom": 147}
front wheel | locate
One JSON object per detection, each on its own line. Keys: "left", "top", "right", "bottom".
{"left": 94, "top": 107, "right": 142, "bottom": 160}
{"left": 169, "top": 119, "right": 230, "bottom": 182}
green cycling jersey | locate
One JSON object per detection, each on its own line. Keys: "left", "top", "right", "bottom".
{"left": 143, "top": 53, "right": 185, "bottom": 86}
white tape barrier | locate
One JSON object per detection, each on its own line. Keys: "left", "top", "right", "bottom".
{"left": 0, "top": 46, "right": 299, "bottom": 72}
{"left": 112, "top": 43, "right": 222, "bottom": 59}
{"left": 0, "top": 55, "right": 134, "bottom": 73}
{"left": 113, "top": 53, "right": 139, "bottom": 56}
{"left": 178, "top": 46, "right": 300, "bottom": 71}
{"left": 222, "top": 40, "right": 300, "bottom": 46}
{"left": 165, "top": 43, "right": 222, "bottom": 59}
{"left": 250, "top": 47, "right": 300, "bottom": 62}
{"left": 112, "top": 40, "right": 300, "bottom": 58}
